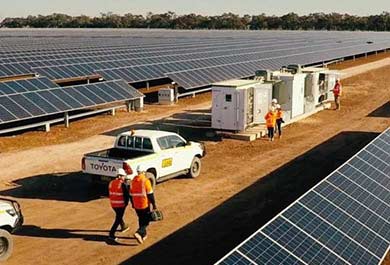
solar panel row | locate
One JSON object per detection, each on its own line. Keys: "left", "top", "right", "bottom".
{"left": 0, "top": 80, "right": 143, "bottom": 124}
{"left": 0, "top": 77, "right": 58, "bottom": 96}
{"left": 216, "top": 129, "right": 390, "bottom": 265}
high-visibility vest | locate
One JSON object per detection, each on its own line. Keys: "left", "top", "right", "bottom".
{"left": 130, "top": 174, "right": 153, "bottom": 210}
{"left": 265, "top": 112, "right": 276, "bottom": 128}
{"left": 333, "top": 83, "right": 342, "bottom": 96}
{"left": 109, "top": 179, "right": 125, "bottom": 208}
{"left": 276, "top": 110, "right": 283, "bottom": 120}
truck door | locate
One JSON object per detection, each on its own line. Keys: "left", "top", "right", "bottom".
{"left": 156, "top": 136, "right": 177, "bottom": 177}
{"left": 167, "top": 135, "right": 191, "bottom": 171}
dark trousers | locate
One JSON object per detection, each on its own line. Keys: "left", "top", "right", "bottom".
{"left": 334, "top": 95, "right": 340, "bottom": 110}
{"left": 276, "top": 119, "right": 283, "bottom": 136}
{"left": 267, "top": 127, "right": 274, "bottom": 139}
{"left": 109, "top": 207, "right": 126, "bottom": 237}
{"left": 135, "top": 208, "right": 151, "bottom": 238}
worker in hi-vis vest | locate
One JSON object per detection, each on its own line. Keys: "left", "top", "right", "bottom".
{"left": 275, "top": 104, "right": 285, "bottom": 139}
{"left": 265, "top": 107, "right": 277, "bottom": 141}
{"left": 332, "top": 78, "right": 342, "bottom": 110}
{"left": 130, "top": 165, "right": 157, "bottom": 244}
{"left": 108, "top": 168, "right": 130, "bottom": 242}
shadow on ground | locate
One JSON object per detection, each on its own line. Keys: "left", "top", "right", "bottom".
{"left": 103, "top": 108, "right": 220, "bottom": 142}
{"left": 368, "top": 101, "right": 390, "bottom": 118}
{"left": 121, "top": 131, "right": 379, "bottom": 265}
{"left": 14, "top": 225, "right": 137, "bottom": 246}
{"left": 0, "top": 172, "right": 106, "bottom": 202}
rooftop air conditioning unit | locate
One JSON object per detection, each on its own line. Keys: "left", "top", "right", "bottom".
{"left": 255, "top": 70, "right": 272, "bottom": 82}
{"left": 287, "top": 64, "right": 302, "bottom": 74}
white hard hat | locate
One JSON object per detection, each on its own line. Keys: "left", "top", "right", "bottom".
{"left": 276, "top": 104, "right": 281, "bottom": 109}
{"left": 117, "top": 168, "right": 127, "bottom": 177}
{"left": 136, "top": 165, "right": 147, "bottom": 173}
{"left": 272, "top": 98, "right": 278, "bottom": 104}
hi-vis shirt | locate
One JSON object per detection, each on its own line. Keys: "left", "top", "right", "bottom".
{"left": 130, "top": 174, "right": 153, "bottom": 209}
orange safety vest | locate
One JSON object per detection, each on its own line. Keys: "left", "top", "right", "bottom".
{"left": 109, "top": 179, "right": 125, "bottom": 208}
{"left": 276, "top": 110, "right": 283, "bottom": 120}
{"left": 130, "top": 174, "right": 153, "bottom": 210}
{"left": 265, "top": 111, "right": 276, "bottom": 128}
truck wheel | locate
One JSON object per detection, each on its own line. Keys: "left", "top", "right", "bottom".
{"left": 188, "top": 157, "right": 201, "bottom": 178}
{"left": 146, "top": 172, "right": 156, "bottom": 189}
{"left": 0, "top": 229, "right": 13, "bottom": 261}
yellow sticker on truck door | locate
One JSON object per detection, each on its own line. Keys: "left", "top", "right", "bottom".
{"left": 162, "top": 158, "right": 173, "bottom": 168}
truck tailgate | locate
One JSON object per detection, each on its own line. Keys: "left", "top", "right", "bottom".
{"left": 83, "top": 156, "right": 124, "bottom": 177}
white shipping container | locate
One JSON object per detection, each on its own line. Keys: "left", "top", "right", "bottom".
{"left": 211, "top": 80, "right": 272, "bottom": 131}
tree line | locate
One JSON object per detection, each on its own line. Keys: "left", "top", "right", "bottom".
{"left": 1, "top": 12, "right": 390, "bottom": 31}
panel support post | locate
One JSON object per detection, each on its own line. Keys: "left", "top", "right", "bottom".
{"left": 365, "top": 52, "right": 368, "bottom": 58}
{"left": 353, "top": 55, "right": 356, "bottom": 61}
{"left": 134, "top": 97, "right": 144, "bottom": 112}
{"left": 45, "top": 123, "right": 50, "bottom": 132}
{"left": 146, "top": 81, "right": 150, "bottom": 90}
{"left": 64, "top": 112, "right": 70, "bottom": 128}
{"left": 110, "top": 108, "right": 116, "bottom": 116}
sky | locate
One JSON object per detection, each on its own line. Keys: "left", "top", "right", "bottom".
{"left": 1, "top": 0, "right": 390, "bottom": 18}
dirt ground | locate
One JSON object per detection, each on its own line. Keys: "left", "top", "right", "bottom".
{"left": 0, "top": 58, "right": 389, "bottom": 264}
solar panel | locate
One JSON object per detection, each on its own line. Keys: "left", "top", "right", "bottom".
{"left": 216, "top": 128, "right": 390, "bottom": 265}
{"left": 0, "top": 80, "right": 143, "bottom": 125}
{"left": 0, "top": 77, "right": 58, "bottom": 96}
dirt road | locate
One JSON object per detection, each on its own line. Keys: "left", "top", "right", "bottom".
{"left": 0, "top": 63, "right": 389, "bottom": 264}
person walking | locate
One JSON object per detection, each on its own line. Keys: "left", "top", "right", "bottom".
{"left": 332, "top": 78, "right": 342, "bottom": 110}
{"left": 108, "top": 168, "right": 130, "bottom": 242}
{"left": 130, "top": 165, "right": 157, "bottom": 244}
{"left": 264, "top": 107, "right": 276, "bottom": 141}
{"left": 275, "top": 104, "right": 284, "bottom": 138}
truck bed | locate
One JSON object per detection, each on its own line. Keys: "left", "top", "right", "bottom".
{"left": 85, "top": 148, "right": 152, "bottom": 160}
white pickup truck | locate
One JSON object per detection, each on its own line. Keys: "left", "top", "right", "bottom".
{"left": 82, "top": 130, "right": 206, "bottom": 186}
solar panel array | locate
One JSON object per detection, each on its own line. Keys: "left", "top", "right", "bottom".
{"left": 1, "top": 29, "right": 390, "bottom": 90}
{"left": 216, "top": 128, "right": 390, "bottom": 265}
{"left": 0, "top": 80, "right": 143, "bottom": 125}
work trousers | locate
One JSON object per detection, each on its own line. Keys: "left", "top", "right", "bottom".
{"left": 267, "top": 127, "right": 274, "bottom": 139}
{"left": 276, "top": 119, "right": 283, "bottom": 136}
{"left": 334, "top": 95, "right": 340, "bottom": 110}
{"left": 109, "top": 207, "right": 126, "bottom": 237}
{"left": 135, "top": 208, "right": 151, "bottom": 238}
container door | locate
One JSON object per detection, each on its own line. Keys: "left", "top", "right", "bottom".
{"left": 254, "top": 84, "right": 272, "bottom": 124}
{"left": 212, "top": 89, "right": 224, "bottom": 129}
{"left": 217, "top": 89, "right": 237, "bottom": 130}
{"left": 291, "top": 75, "right": 305, "bottom": 118}
{"left": 246, "top": 87, "right": 254, "bottom": 125}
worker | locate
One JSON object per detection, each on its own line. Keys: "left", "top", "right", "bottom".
{"left": 130, "top": 165, "right": 157, "bottom": 244}
{"left": 264, "top": 107, "right": 277, "bottom": 141}
{"left": 108, "top": 168, "right": 130, "bottom": 242}
{"left": 275, "top": 104, "right": 284, "bottom": 138}
{"left": 172, "top": 82, "right": 178, "bottom": 103}
{"left": 271, "top": 98, "right": 278, "bottom": 110}
{"left": 332, "top": 78, "right": 342, "bottom": 110}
